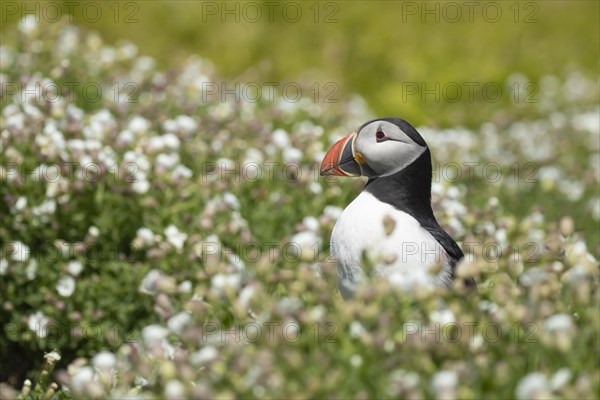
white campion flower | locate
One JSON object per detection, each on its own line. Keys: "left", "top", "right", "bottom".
{"left": 28, "top": 311, "right": 50, "bottom": 338}
{"left": 544, "top": 314, "right": 574, "bottom": 333}
{"left": 283, "top": 147, "right": 303, "bottom": 163}
{"left": 132, "top": 177, "right": 150, "bottom": 194}
{"left": 223, "top": 192, "right": 240, "bottom": 210}
{"left": 289, "top": 230, "right": 321, "bottom": 262}
{"left": 142, "top": 325, "right": 169, "bottom": 345}
{"left": 302, "top": 216, "right": 320, "bottom": 232}
{"left": 550, "top": 368, "right": 572, "bottom": 391}
{"left": 164, "top": 225, "right": 188, "bottom": 250}
{"left": 70, "top": 366, "right": 95, "bottom": 393}
{"left": 0, "top": 258, "right": 8, "bottom": 275}
{"left": 10, "top": 241, "right": 29, "bottom": 262}
{"left": 515, "top": 372, "right": 550, "bottom": 400}
{"left": 26, "top": 260, "right": 37, "bottom": 280}
{"left": 31, "top": 200, "right": 56, "bottom": 217}
{"left": 139, "top": 269, "right": 161, "bottom": 294}
{"left": 14, "top": 197, "right": 27, "bottom": 211}
{"left": 431, "top": 370, "right": 458, "bottom": 400}
{"left": 190, "top": 346, "right": 218, "bottom": 366}
{"left": 44, "top": 351, "right": 61, "bottom": 364}
{"left": 272, "top": 129, "right": 290, "bottom": 148}
{"left": 176, "top": 115, "right": 197, "bottom": 134}
{"left": 128, "top": 116, "right": 150, "bottom": 134}
{"left": 211, "top": 273, "right": 241, "bottom": 293}
{"left": 67, "top": 261, "right": 84, "bottom": 276}
{"left": 19, "top": 14, "right": 38, "bottom": 35}
{"left": 157, "top": 153, "right": 180, "bottom": 169}
{"left": 323, "top": 206, "right": 343, "bottom": 220}
{"left": 92, "top": 352, "right": 116, "bottom": 370}
{"left": 56, "top": 276, "right": 76, "bottom": 297}
{"left": 167, "top": 312, "right": 191, "bottom": 335}
{"left": 430, "top": 309, "right": 456, "bottom": 325}
{"left": 172, "top": 164, "right": 193, "bottom": 180}
{"left": 164, "top": 380, "right": 185, "bottom": 399}
{"left": 136, "top": 227, "right": 155, "bottom": 246}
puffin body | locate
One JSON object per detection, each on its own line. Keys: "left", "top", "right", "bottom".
{"left": 320, "top": 118, "right": 473, "bottom": 298}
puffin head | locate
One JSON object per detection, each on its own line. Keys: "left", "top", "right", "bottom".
{"left": 320, "top": 118, "right": 428, "bottom": 178}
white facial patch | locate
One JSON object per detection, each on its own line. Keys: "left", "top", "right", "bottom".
{"left": 354, "top": 121, "right": 426, "bottom": 177}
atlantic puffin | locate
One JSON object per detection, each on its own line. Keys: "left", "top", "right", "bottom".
{"left": 320, "top": 118, "right": 475, "bottom": 299}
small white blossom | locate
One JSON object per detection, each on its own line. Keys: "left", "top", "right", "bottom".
{"left": 165, "top": 225, "right": 188, "bottom": 250}
{"left": 515, "top": 372, "right": 550, "bottom": 400}
{"left": 190, "top": 346, "right": 218, "bottom": 366}
{"left": 56, "top": 276, "right": 76, "bottom": 297}
{"left": 142, "top": 325, "right": 169, "bottom": 345}
{"left": 139, "top": 269, "right": 161, "bottom": 294}
{"left": 167, "top": 312, "right": 191, "bottom": 335}
{"left": 0, "top": 258, "right": 8, "bottom": 275}
{"left": 67, "top": 261, "right": 84, "bottom": 276}
{"left": 70, "top": 366, "right": 95, "bottom": 393}
{"left": 28, "top": 311, "right": 50, "bottom": 338}
{"left": 92, "top": 352, "right": 116, "bottom": 370}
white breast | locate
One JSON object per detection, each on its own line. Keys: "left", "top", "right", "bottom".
{"left": 331, "top": 191, "right": 452, "bottom": 298}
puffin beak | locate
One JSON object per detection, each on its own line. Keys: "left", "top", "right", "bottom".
{"left": 320, "top": 132, "right": 363, "bottom": 176}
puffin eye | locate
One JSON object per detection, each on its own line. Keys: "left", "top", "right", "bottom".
{"left": 375, "top": 129, "right": 387, "bottom": 142}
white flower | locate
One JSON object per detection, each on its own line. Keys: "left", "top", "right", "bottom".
{"left": 302, "top": 216, "right": 320, "bottom": 232}
{"left": 289, "top": 231, "right": 321, "bottom": 262}
{"left": 88, "top": 226, "right": 100, "bottom": 237}
{"left": 431, "top": 370, "right": 458, "bottom": 400}
{"left": 142, "top": 325, "right": 169, "bottom": 345}
{"left": 128, "top": 116, "right": 150, "bottom": 134}
{"left": 178, "top": 280, "right": 192, "bottom": 294}
{"left": 175, "top": 115, "right": 198, "bottom": 134}
{"left": 349, "top": 321, "right": 366, "bottom": 338}
{"left": 430, "top": 309, "right": 456, "bottom": 325}
{"left": 272, "top": 129, "right": 290, "bottom": 148}
{"left": 550, "top": 368, "right": 571, "bottom": 391}
{"left": 350, "top": 354, "right": 363, "bottom": 368}
{"left": 44, "top": 351, "right": 61, "bottom": 363}
{"left": 14, "top": 197, "right": 27, "bottom": 211}
{"left": 67, "top": 261, "right": 84, "bottom": 276}
{"left": 139, "top": 269, "right": 161, "bottom": 294}
{"left": 238, "top": 285, "right": 255, "bottom": 308}
{"left": 515, "top": 372, "right": 550, "bottom": 400}
{"left": 70, "top": 366, "right": 95, "bottom": 393}
{"left": 0, "top": 258, "right": 8, "bottom": 275}
{"left": 190, "top": 346, "right": 219, "bottom": 366}
{"left": 223, "top": 192, "right": 240, "bottom": 209}
{"left": 172, "top": 165, "right": 192, "bottom": 179}
{"left": 10, "top": 241, "right": 29, "bottom": 262}
{"left": 544, "top": 314, "right": 573, "bottom": 333}
{"left": 167, "top": 312, "right": 191, "bottom": 335}
{"left": 56, "top": 276, "right": 76, "bottom": 297}
{"left": 323, "top": 206, "right": 343, "bottom": 220}
{"left": 19, "top": 15, "right": 38, "bottom": 35}
{"left": 28, "top": 311, "right": 50, "bottom": 338}
{"left": 26, "top": 260, "right": 37, "bottom": 280}
{"left": 157, "top": 153, "right": 180, "bottom": 169}
{"left": 92, "top": 352, "right": 116, "bottom": 370}
{"left": 283, "top": 147, "right": 303, "bottom": 163}
{"left": 132, "top": 178, "right": 150, "bottom": 194}
{"left": 211, "top": 273, "right": 241, "bottom": 292}
{"left": 165, "top": 225, "right": 188, "bottom": 250}
{"left": 164, "top": 380, "right": 185, "bottom": 399}
{"left": 136, "top": 227, "right": 155, "bottom": 246}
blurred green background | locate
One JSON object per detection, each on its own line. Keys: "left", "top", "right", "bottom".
{"left": 2, "top": 0, "right": 598, "bottom": 127}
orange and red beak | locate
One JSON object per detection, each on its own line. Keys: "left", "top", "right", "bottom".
{"left": 320, "top": 132, "right": 363, "bottom": 177}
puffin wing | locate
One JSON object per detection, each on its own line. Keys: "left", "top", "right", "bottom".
{"left": 420, "top": 219, "right": 477, "bottom": 288}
